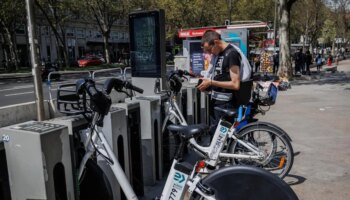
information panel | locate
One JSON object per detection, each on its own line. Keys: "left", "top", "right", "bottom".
{"left": 190, "top": 42, "right": 204, "bottom": 75}
{"left": 129, "top": 10, "right": 165, "bottom": 77}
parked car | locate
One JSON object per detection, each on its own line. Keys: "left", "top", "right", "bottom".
{"left": 77, "top": 57, "right": 103, "bottom": 67}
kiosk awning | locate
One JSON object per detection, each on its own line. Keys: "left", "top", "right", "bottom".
{"left": 178, "top": 21, "right": 268, "bottom": 38}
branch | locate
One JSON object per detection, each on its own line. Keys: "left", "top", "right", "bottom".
{"left": 34, "top": 0, "right": 65, "bottom": 46}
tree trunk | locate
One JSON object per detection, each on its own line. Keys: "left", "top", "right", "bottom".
{"left": 3, "top": 26, "right": 18, "bottom": 71}
{"left": 35, "top": 0, "right": 68, "bottom": 68}
{"left": 331, "top": 41, "right": 335, "bottom": 56}
{"left": 103, "top": 33, "right": 111, "bottom": 64}
{"left": 278, "top": 0, "right": 293, "bottom": 79}
{"left": 11, "top": 31, "right": 20, "bottom": 70}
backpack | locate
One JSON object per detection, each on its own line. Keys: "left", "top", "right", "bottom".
{"left": 205, "top": 44, "right": 252, "bottom": 82}
{"left": 316, "top": 57, "right": 322, "bottom": 65}
{"left": 230, "top": 44, "right": 252, "bottom": 82}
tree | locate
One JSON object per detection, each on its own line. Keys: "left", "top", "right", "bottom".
{"left": 34, "top": 0, "right": 77, "bottom": 68}
{"left": 156, "top": 0, "right": 227, "bottom": 40}
{"left": 328, "top": 0, "right": 350, "bottom": 52}
{"left": 321, "top": 19, "right": 337, "bottom": 54}
{"left": 0, "top": 0, "right": 25, "bottom": 71}
{"left": 233, "top": 0, "right": 275, "bottom": 22}
{"left": 278, "top": 0, "right": 298, "bottom": 79}
{"left": 83, "top": 0, "right": 128, "bottom": 64}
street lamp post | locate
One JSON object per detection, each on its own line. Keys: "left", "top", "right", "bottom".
{"left": 25, "top": 0, "right": 46, "bottom": 121}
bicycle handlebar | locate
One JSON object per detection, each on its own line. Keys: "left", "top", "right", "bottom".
{"left": 170, "top": 69, "right": 195, "bottom": 78}
{"left": 103, "top": 78, "right": 144, "bottom": 94}
{"left": 75, "top": 78, "right": 143, "bottom": 118}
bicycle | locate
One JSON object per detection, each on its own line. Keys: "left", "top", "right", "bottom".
{"left": 56, "top": 77, "right": 298, "bottom": 200}
{"left": 159, "top": 70, "right": 294, "bottom": 179}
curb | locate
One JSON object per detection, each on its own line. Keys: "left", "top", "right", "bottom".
{"left": 0, "top": 73, "right": 32, "bottom": 80}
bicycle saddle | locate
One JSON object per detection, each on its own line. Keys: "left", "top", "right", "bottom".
{"left": 214, "top": 107, "right": 237, "bottom": 117}
{"left": 167, "top": 124, "right": 208, "bottom": 139}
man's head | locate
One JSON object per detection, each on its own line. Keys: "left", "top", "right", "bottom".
{"left": 201, "top": 30, "right": 223, "bottom": 55}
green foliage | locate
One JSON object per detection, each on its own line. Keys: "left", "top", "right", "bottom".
{"left": 321, "top": 19, "right": 337, "bottom": 43}
{"left": 0, "top": 0, "right": 25, "bottom": 25}
{"left": 234, "top": 0, "right": 275, "bottom": 22}
{"left": 153, "top": 0, "right": 228, "bottom": 40}
{"left": 290, "top": 0, "right": 328, "bottom": 45}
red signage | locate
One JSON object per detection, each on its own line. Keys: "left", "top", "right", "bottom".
{"left": 178, "top": 22, "right": 268, "bottom": 38}
{"left": 178, "top": 28, "right": 223, "bottom": 38}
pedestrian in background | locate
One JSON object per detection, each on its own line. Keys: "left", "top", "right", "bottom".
{"left": 294, "top": 48, "right": 304, "bottom": 75}
{"left": 305, "top": 50, "right": 312, "bottom": 75}
{"left": 316, "top": 53, "right": 322, "bottom": 72}
{"left": 254, "top": 55, "right": 260, "bottom": 73}
{"left": 273, "top": 51, "right": 279, "bottom": 74}
{"left": 327, "top": 54, "right": 333, "bottom": 66}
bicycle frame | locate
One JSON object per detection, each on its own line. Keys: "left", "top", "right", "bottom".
{"left": 77, "top": 112, "right": 215, "bottom": 200}
{"left": 161, "top": 93, "right": 265, "bottom": 167}
{"left": 78, "top": 113, "right": 138, "bottom": 199}
{"left": 161, "top": 93, "right": 188, "bottom": 133}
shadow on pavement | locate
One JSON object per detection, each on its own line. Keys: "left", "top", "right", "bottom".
{"left": 285, "top": 174, "right": 307, "bottom": 186}
{"left": 291, "top": 71, "right": 350, "bottom": 86}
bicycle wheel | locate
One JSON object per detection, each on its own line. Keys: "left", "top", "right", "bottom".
{"left": 228, "top": 125, "right": 294, "bottom": 179}
{"left": 162, "top": 120, "right": 181, "bottom": 172}
{"left": 190, "top": 165, "right": 298, "bottom": 200}
{"left": 79, "top": 159, "right": 114, "bottom": 200}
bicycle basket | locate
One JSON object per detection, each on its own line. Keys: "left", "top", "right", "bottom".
{"left": 258, "top": 83, "right": 278, "bottom": 106}
{"left": 57, "top": 83, "right": 91, "bottom": 115}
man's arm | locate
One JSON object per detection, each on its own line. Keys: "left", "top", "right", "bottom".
{"left": 212, "top": 65, "right": 240, "bottom": 90}
{"left": 197, "top": 64, "right": 240, "bottom": 91}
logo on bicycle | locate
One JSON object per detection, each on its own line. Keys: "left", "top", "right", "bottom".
{"left": 220, "top": 126, "right": 228, "bottom": 135}
{"left": 174, "top": 172, "right": 185, "bottom": 183}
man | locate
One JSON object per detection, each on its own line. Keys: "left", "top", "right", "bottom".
{"left": 294, "top": 48, "right": 305, "bottom": 75}
{"left": 197, "top": 30, "right": 252, "bottom": 134}
{"left": 273, "top": 51, "right": 279, "bottom": 74}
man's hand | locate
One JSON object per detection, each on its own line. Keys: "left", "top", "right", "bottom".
{"left": 197, "top": 78, "right": 211, "bottom": 92}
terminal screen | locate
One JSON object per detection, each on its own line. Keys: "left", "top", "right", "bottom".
{"left": 129, "top": 12, "right": 161, "bottom": 77}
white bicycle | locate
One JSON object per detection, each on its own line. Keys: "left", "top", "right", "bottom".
{"left": 57, "top": 77, "right": 298, "bottom": 200}
{"left": 160, "top": 70, "right": 294, "bottom": 179}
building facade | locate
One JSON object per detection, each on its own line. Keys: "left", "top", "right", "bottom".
{"left": 0, "top": 16, "right": 130, "bottom": 69}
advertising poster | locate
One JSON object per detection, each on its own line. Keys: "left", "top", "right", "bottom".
{"left": 191, "top": 52, "right": 204, "bottom": 75}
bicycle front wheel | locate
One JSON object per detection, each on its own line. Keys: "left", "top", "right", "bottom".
{"left": 228, "top": 125, "right": 294, "bottom": 179}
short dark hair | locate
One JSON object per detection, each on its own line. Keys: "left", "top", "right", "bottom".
{"left": 201, "top": 30, "right": 221, "bottom": 46}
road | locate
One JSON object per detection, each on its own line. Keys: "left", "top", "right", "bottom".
{"left": 0, "top": 69, "right": 126, "bottom": 107}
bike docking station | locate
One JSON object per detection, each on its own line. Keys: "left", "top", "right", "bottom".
{"left": 0, "top": 140, "right": 11, "bottom": 200}
{"left": 183, "top": 84, "right": 199, "bottom": 125}
{"left": 100, "top": 106, "right": 131, "bottom": 200}
{"left": 125, "top": 96, "right": 162, "bottom": 185}
{"left": 128, "top": 9, "right": 168, "bottom": 185}
{"left": 112, "top": 101, "right": 144, "bottom": 196}
{"left": 46, "top": 115, "right": 88, "bottom": 200}
{"left": 0, "top": 121, "right": 75, "bottom": 200}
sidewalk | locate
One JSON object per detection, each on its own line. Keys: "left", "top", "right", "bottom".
{"left": 142, "top": 59, "right": 350, "bottom": 199}
{"left": 0, "top": 72, "right": 32, "bottom": 80}
{"left": 261, "top": 58, "right": 350, "bottom": 199}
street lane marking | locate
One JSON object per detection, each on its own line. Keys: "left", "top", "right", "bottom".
{"left": 5, "top": 91, "right": 34, "bottom": 96}
{"left": 0, "top": 85, "right": 34, "bottom": 92}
